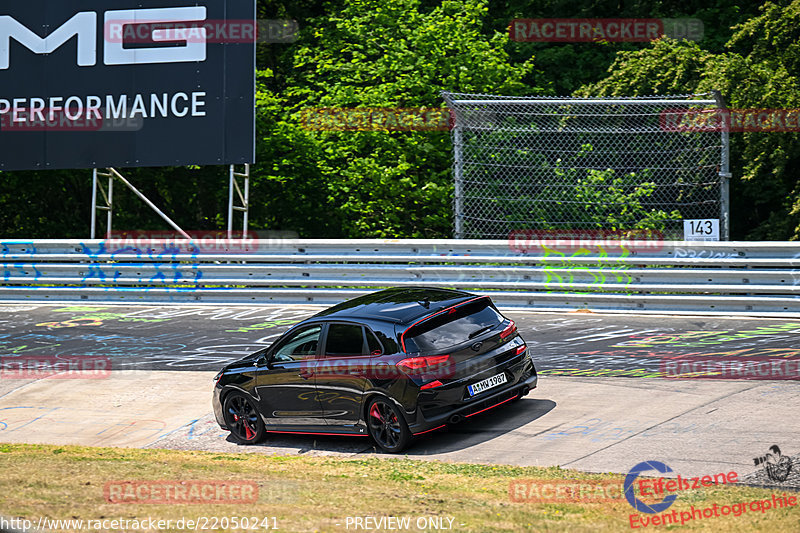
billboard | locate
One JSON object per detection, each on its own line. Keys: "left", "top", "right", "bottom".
{"left": 0, "top": 1, "right": 255, "bottom": 170}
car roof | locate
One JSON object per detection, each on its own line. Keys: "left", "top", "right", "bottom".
{"left": 309, "top": 287, "right": 479, "bottom": 326}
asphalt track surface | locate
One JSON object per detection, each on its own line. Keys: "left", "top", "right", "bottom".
{"left": 0, "top": 303, "right": 798, "bottom": 488}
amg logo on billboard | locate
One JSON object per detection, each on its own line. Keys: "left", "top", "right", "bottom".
{"left": 0, "top": 7, "right": 207, "bottom": 69}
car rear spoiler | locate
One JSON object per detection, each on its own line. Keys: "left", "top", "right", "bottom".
{"left": 399, "top": 295, "right": 491, "bottom": 353}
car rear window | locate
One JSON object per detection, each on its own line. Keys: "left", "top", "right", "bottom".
{"left": 404, "top": 299, "right": 504, "bottom": 352}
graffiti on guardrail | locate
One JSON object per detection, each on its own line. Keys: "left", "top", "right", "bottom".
{"left": 1, "top": 240, "right": 207, "bottom": 286}
{"left": 1, "top": 239, "right": 797, "bottom": 311}
{"left": 673, "top": 248, "right": 740, "bottom": 259}
{"left": 79, "top": 240, "right": 203, "bottom": 288}
{"left": 1, "top": 242, "right": 42, "bottom": 283}
{"left": 542, "top": 244, "right": 633, "bottom": 294}
{"left": 507, "top": 230, "right": 668, "bottom": 294}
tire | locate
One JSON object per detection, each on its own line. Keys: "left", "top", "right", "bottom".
{"left": 223, "top": 391, "right": 265, "bottom": 444}
{"left": 366, "top": 397, "right": 411, "bottom": 453}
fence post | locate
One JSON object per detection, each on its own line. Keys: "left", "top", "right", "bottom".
{"left": 453, "top": 124, "right": 464, "bottom": 239}
{"left": 713, "top": 90, "right": 731, "bottom": 241}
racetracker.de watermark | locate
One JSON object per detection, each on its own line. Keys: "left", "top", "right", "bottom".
{"left": 509, "top": 18, "right": 703, "bottom": 42}
{"left": 0, "top": 356, "right": 111, "bottom": 379}
{"left": 661, "top": 357, "right": 800, "bottom": 380}
{"left": 306, "top": 354, "right": 458, "bottom": 381}
{"left": 104, "top": 480, "right": 258, "bottom": 504}
{"left": 103, "top": 230, "right": 299, "bottom": 254}
{"left": 298, "top": 107, "right": 453, "bottom": 132}
{"left": 508, "top": 229, "right": 665, "bottom": 253}
{"left": 104, "top": 19, "right": 298, "bottom": 44}
{"left": 509, "top": 479, "right": 625, "bottom": 503}
{"left": 660, "top": 108, "right": 800, "bottom": 132}
{"left": 0, "top": 106, "right": 143, "bottom": 132}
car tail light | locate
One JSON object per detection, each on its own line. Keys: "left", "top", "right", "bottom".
{"left": 515, "top": 345, "right": 527, "bottom": 356}
{"left": 396, "top": 355, "right": 452, "bottom": 377}
{"left": 420, "top": 380, "right": 444, "bottom": 391}
{"left": 500, "top": 320, "right": 517, "bottom": 339}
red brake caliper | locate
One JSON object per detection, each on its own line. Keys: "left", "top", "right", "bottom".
{"left": 370, "top": 404, "right": 383, "bottom": 423}
{"left": 243, "top": 420, "right": 255, "bottom": 440}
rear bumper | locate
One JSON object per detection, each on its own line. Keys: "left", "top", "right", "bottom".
{"left": 406, "top": 356, "right": 537, "bottom": 435}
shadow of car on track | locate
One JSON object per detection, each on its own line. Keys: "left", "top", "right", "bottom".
{"left": 225, "top": 396, "right": 556, "bottom": 456}
{"left": 403, "top": 397, "right": 556, "bottom": 456}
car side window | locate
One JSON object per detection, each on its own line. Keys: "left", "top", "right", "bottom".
{"left": 366, "top": 328, "right": 383, "bottom": 356}
{"left": 324, "top": 324, "right": 367, "bottom": 357}
{"left": 271, "top": 325, "right": 322, "bottom": 362}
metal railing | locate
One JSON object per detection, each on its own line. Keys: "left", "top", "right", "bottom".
{"left": 0, "top": 239, "right": 798, "bottom": 314}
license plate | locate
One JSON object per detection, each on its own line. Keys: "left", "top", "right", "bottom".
{"left": 467, "top": 372, "right": 507, "bottom": 396}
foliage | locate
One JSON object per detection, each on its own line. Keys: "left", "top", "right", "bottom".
{"left": 273, "top": 0, "right": 534, "bottom": 237}
{"left": 498, "top": 148, "right": 682, "bottom": 231}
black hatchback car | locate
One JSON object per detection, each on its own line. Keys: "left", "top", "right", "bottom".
{"left": 212, "top": 287, "right": 537, "bottom": 452}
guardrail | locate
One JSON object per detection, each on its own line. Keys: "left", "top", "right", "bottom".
{"left": 1, "top": 239, "right": 798, "bottom": 313}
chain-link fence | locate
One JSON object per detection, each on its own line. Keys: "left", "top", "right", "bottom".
{"left": 441, "top": 92, "right": 729, "bottom": 240}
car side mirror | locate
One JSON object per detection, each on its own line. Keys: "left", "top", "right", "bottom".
{"left": 254, "top": 354, "right": 271, "bottom": 368}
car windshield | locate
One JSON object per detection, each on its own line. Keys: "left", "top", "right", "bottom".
{"left": 404, "top": 299, "right": 504, "bottom": 352}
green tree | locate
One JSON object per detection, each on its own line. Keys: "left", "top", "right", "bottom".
{"left": 268, "top": 0, "right": 535, "bottom": 237}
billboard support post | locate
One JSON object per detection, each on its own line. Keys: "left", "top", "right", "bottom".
{"left": 102, "top": 167, "right": 191, "bottom": 240}
{"left": 91, "top": 168, "right": 114, "bottom": 239}
{"left": 91, "top": 169, "right": 97, "bottom": 239}
{"left": 227, "top": 164, "right": 251, "bottom": 239}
